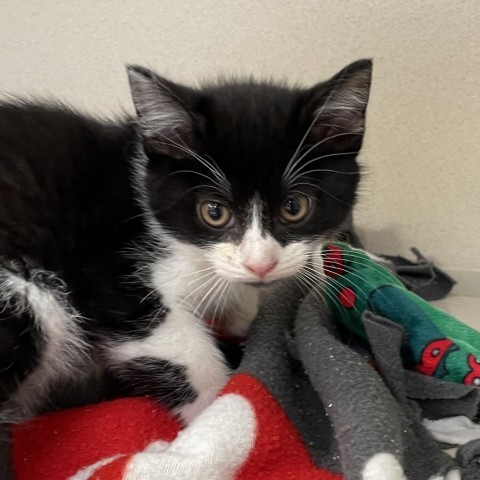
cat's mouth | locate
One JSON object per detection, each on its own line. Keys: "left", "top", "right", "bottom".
{"left": 241, "top": 277, "right": 283, "bottom": 288}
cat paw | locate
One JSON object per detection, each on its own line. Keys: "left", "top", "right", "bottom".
{"left": 176, "top": 387, "right": 223, "bottom": 425}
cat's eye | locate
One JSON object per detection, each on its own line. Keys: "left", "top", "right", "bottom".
{"left": 280, "top": 195, "right": 310, "bottom": 223}
{"left": 199, "top": 201, "right": 232, "bottom": 228}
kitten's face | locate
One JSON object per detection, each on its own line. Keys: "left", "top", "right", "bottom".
{"left": 129, "top": 60, "right": 371, "bottom": 287}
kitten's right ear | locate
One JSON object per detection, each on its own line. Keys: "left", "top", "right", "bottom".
{"left": 127, "top": 65, "right": 199, "bottom": 157}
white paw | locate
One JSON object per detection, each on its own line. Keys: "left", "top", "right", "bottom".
{"left": 176, "top": 387, "right": 223, "bottom": 425}
{"left": 362, "top": 452, "right": 407, "bottom": 480}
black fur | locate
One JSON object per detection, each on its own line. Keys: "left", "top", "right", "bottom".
{"left": 0, "top": 308, "right": 40, "bottom": 403}
{"left": 113, "top": 357, "right": 197, "bottom": 409}
{"left": 0, "top": 59, "right": 372, "bottom": 417}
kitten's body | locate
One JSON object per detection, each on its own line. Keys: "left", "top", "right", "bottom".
{"left": 0, "top": 60, "right": 372, "bottom": 423}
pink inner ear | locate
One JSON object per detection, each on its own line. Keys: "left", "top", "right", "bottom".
{"left": 128, "top": 66, "right": 203, "bottom": 159}
{"left": 306, "top": 105, "right": 366, "bottom": 153}
{"left": 306, "top": 61, "right": 371, "bottom": 149}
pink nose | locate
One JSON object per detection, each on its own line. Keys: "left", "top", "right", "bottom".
{"left": 245, "top": 260, "right": 278, "bottom": 278}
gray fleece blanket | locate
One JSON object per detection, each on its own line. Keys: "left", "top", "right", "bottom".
{"left": 4, "top": 284, "right": 480, "bottom": 479}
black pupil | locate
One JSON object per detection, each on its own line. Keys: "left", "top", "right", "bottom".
{"left": 207, "top": 202, "right": 223, "bottom": 221}
{"left": 285, "top": 197, "right": 301, "bottom": 216}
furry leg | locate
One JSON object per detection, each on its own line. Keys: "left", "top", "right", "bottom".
{"left": 0, "top": 261, "right": 86, "bottom": 422}
{"left": 106, "top": 305, "right": 230, "bottom": 424}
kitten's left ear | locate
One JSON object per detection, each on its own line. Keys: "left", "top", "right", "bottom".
{"left": 305, "top": 59, "right": 373, "bottom": 149}
{"left": 127, "top": 65, "right": 201, "bottom": 157}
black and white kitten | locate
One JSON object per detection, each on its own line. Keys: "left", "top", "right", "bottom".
{"left": 0, "top": 59, "right": 371, "bottom": 424}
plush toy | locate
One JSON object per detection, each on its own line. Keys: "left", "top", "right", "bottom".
{"left": 321, "top": 243, "right": 480, "bottom": 385}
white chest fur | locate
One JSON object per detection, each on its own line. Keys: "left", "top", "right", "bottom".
{"left": 149, "top": 244, "right": 261, "bottom": 337}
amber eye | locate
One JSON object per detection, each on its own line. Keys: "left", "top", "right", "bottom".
{"left": 199, "top": 201, "right": 232, "bottom": 228}
{"left": 280, "top": 195, "right": 310, "bottom": 223}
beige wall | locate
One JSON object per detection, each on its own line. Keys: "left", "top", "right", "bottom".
{"left": 0, "top": 0, "right": 479, "bottom": 294}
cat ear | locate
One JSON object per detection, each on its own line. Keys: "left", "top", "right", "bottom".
{"left": 127, "top": 65, "right": 200, "bottom": 157}
{"left": 305, "top": 59, "right": 372, "bottom": 150}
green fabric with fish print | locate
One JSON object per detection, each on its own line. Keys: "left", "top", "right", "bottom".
{"left": 320, "top": 242, "right": 480, "bottom": 385}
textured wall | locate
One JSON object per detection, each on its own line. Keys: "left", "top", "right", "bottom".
{"left": 0, "top": 1, "right": 479, "bottom": 294}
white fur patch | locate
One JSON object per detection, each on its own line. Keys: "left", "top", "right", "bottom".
{"left": 146, "top": 218, "right": 314, "bottom": 337}
{"left": 0, "top": 267, "right": 86, "bottom": 421}
{"left": 107, "top": 305, "right": 229, "bottom": 424}
{"left": 124, "top": 393, "right": 256, "bottom": 480}
{"left": 361, "top": 453, "right": 406, "bottom": 480}
{"left": 148, "top": 238, "right": 261, "bottom": 336}
{"left": 239, "top": 198, "right": 279, "bottom": 277}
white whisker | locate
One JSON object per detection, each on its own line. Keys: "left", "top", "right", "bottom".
{"left": 160, "top": 135, "right": 228, "bottom": 184}
{"left": 182, "top": 266, "right": 216, "bottom": 278}
{"left": 296, "top": 168, "right": 359, "bottom": 177}
{"left": 282, "top": 71, "right": 352, "bottom": 179}
{"left": 283, "top": 148, "right": 358, "bottom": 186}
{"left": 153, "top": 132, "right": 231, "bottom": 197}
{"left": 287, "top": 184, "right": 350, "bottom": 205}
{"left": 163, "top": 169, "right": 229, "bottom": 196}
{"left": 209, "top": 279, "right": 230, "bottom": 331}
{"left": 180, "top": 272, "right": 218, "bottom": 310}
{"left": 193, "top": 276, "right": 224, "bottom": 319}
